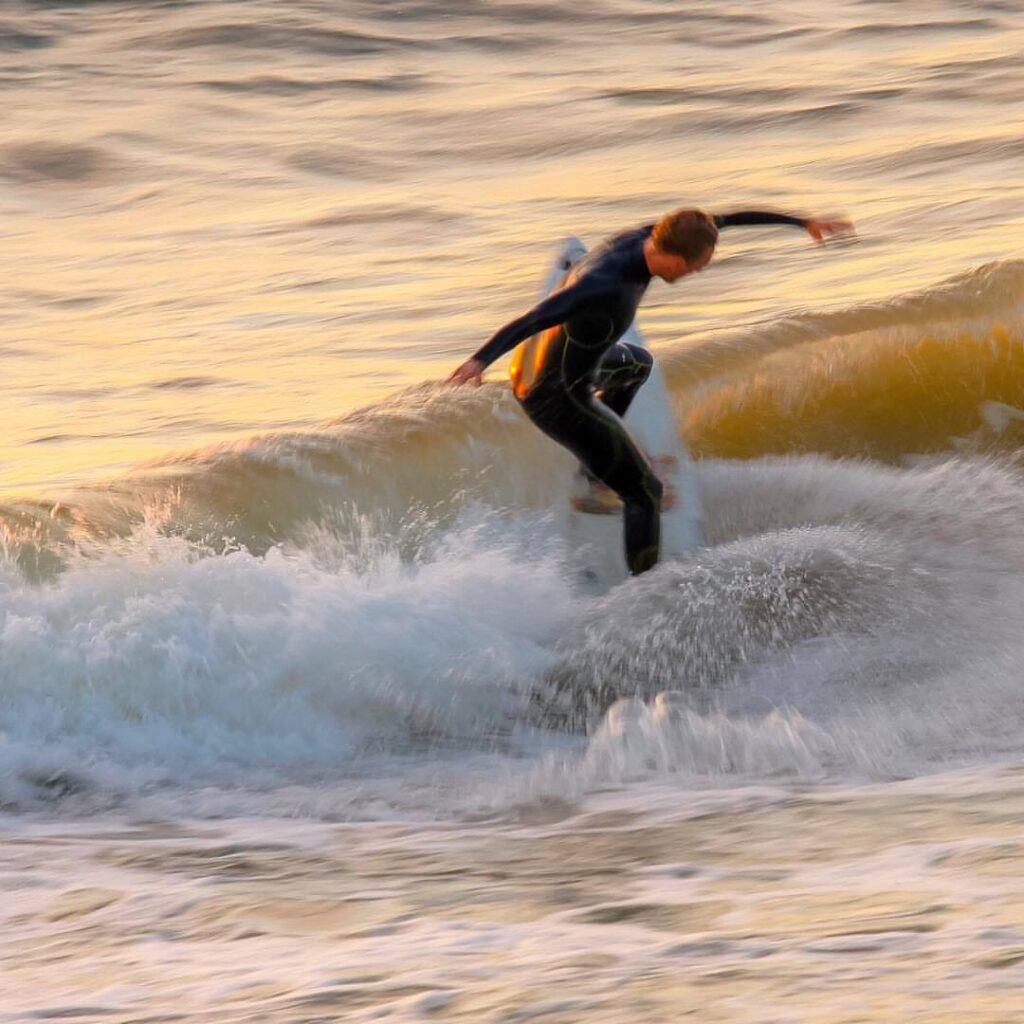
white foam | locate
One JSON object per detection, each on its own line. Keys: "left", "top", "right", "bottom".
{"left": 4, "top": 454, "right": 1024, "bottom": 818}
{"left": 0, "top": 512, "right": 577, "bottom": 812}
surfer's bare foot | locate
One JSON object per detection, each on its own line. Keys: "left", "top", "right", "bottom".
{"left": 572, "top": 470, "right": 677, "bottom": 514}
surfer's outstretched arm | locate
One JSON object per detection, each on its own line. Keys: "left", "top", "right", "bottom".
{"left": 447, "top": 279, "right": 593, "bottom": 386}
{"left": 713, "top": 210, "right": 854, "bottom": 242}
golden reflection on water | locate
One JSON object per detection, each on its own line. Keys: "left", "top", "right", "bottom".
{"left": 2, "top": 3, "right": 1022, "bottom": 496}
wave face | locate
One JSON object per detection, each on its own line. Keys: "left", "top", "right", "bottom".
{"left": 679, "top": 261, "right": 1024, "bottom": 461}
{"left": 5, "top": 385, "right": 1024, "bottom": 816}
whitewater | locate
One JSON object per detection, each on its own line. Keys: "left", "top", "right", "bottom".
{"left": 2, "top": 1, "right": 1024, "bottom": 1021}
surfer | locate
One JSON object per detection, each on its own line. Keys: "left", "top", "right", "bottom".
{"left": 448, "top": 208, "right": 854, "bottom": 575}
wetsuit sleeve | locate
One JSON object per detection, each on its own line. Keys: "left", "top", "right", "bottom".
{"left": 712, "top": 210, "right": 807, "bottom": 230}
{"left": 471, "top": 280, "right": 593, "bottom": 368}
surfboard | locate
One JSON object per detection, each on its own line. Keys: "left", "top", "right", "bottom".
{"left": 512, "top": 237, "right": 704, "bottom": 591}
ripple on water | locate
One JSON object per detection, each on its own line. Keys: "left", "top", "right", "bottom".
{"left": 137, "top": 24, "right": 414, "bottom": 57}
{"left": 1, "top": 141, "right": 121, "bottom": 186}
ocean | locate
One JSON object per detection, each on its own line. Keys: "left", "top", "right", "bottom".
{"left": 2, "top": 1, "right": 1024, "bottom": 1020}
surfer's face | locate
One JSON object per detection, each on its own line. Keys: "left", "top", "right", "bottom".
{"left": 658, "top": 246, "right": 713, "bottom": 283}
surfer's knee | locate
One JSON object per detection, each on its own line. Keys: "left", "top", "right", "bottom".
{"left": 627, "top": 342, "right": 654, "bottom": 375}
{"left": 615, "top": 343, "right": 653, "bottom": 387}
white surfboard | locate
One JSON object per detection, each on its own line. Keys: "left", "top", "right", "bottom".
{"left": 512, "top": 236, "right": 704, "bottom": 591}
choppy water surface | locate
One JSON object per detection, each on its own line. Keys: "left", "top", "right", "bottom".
{"left": 2, "top": 1, "right": 1024, "bottom": 1020}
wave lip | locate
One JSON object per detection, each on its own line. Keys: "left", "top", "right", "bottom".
{"left": 686, "top": 321, "right": 1024, "bottom": 462}
{"left": 672, "top": 260, "right": 1024, "bottom": 463}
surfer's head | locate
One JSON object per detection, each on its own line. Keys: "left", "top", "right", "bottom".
{"left": 646, "top": 208, "right": 718, "bottom": 282}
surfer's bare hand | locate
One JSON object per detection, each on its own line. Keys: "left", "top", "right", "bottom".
{"left": 805, "top": 218, "right": 855, "bottom": 243}
{"left": 447, "top": 358, "right": 485, "bottom": 387}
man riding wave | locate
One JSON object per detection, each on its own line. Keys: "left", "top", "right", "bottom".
{"left": 449, "top": 207, "right": 854, "bottom": 575}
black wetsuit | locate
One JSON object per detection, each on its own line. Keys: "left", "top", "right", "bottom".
{"left": 472, "top": 211, "right": 807, "bottom": 575}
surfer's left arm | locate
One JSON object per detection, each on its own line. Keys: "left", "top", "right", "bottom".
{"left": 713, "top": 210, "right": 854, "bottom": 243}
{"left": 447, "top": 279, "right": 592, "bottom": 386}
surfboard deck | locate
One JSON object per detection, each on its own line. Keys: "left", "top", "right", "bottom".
{"left": 517, "top": 237, "right": 704, "bottom": 592}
